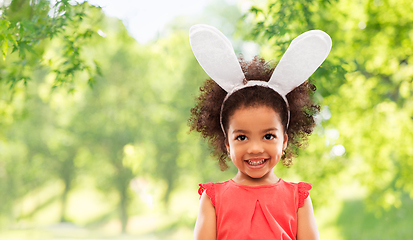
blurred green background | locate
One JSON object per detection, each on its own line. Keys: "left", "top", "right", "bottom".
{"left": 0, "top": 0, "right": 412, "bottom": 239}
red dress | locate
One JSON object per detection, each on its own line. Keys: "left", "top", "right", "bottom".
{"left": 198, "top": 179, "right": 312, "bottom": 240}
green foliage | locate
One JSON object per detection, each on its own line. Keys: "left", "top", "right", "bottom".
{"left": 0, "top": 0, "right": 101, "bottom": 89}
{"left": 245, "top": 0, "right": 413, "bottom": 213}
{"left": 2, "top": 0, "right": 411, "bottom": 237}
{"left": 336, "top": 194, "right": 413, "bottom": 238}
{"left": 0, "top": 6, "right": 229, "bottom": 230}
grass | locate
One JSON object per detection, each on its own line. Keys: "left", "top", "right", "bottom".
{"left": 336, "top": 194, "right": 413, "bottom": 239}
{"left": 2, "top": 180, "right": 413, "bottom": 239}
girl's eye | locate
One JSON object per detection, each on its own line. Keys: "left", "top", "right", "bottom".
{"left": 264, "top": 134, "right": 275, "bottom": 140}
{"left": 236, "top": 135, "right": 247, "bottom": 141}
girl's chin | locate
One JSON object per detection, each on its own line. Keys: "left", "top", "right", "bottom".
{"left": 242, "top": 171, "right": 276, "bottom": 183}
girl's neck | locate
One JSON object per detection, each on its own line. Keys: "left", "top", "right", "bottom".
{"left": 232, "top": 171, "right": 279, "bottom": 186}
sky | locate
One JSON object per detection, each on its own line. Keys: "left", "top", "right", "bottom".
{"left": 0, "top": 0, "right": 257, "bottom": 56}
{"left": 85, "top": 0, "right": 259, "bottom": 57}
{"left": 87, "top": 0, "right": 216, "bottom": 43}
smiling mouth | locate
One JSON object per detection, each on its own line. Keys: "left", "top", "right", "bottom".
{"left": 246, "top": 159, "right": 267, "bottom": 166}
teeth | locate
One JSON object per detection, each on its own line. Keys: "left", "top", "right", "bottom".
{"left": 247, "top": 159, "right": 266, "bottom": 165}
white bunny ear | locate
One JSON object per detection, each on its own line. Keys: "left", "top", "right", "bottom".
{"left": 268, "top": 30, "right": 332, "bottom": 96}
{"left": 189, "top": 24, "right": 245, "bottom": 92}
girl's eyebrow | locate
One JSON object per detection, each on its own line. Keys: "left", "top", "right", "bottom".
{"left": 232, "top": 129, "right": 249, "bottom": 134}
{"left": 262, "top": 128, "right": 278, "bottom": 132}
{"left": 232, "top": 128, "right": 278, "bottom": 134}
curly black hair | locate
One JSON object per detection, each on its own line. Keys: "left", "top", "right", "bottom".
{"left": 188, "top": 56, "right": 320, "bottom": 170}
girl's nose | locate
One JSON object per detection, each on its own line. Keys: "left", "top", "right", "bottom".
{"left": 248, "top": 140, "right": 264, "bottom": 154}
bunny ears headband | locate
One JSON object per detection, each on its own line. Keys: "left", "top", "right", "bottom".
{"left": 189, "top": 24, "right": 332, "bottom": 135}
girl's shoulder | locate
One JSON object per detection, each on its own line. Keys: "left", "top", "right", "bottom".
{"left": 282, "top": 180, "right": 312, "bottom": 208}
{"left": 198, "top": 179, "right": 312, "bottom": 208}
{"left": 198, "top": 180, "right": 230, "bottom": 192}
{"left": 282, "top": 180, "right": 312, "bottom": 189}
{"left": 198, "top": 181, "right": 224, "bottom": 206}
{"left": 198, "top": 179, "right": 312, "bottom": 192}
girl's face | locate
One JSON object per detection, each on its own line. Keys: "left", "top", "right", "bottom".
{"left": 225, "top": 105, "right": 288, "bottom": 184}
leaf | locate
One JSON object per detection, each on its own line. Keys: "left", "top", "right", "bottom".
{"left": 94, "top": 60, "right": 102, "bottom": 76}
{"left": 2, "top": 38, "right": 8, "bottom": 60}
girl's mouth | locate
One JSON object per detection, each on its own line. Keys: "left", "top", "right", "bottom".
{"left": 246, "top": 159, "right": 267, "bottom": 166}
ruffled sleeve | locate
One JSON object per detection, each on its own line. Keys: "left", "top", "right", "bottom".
{"left": 298, "top": 182, "right": 312, "bottom": 208}
{"left": 198, "top": 182, "right": 215, "bottom": 206}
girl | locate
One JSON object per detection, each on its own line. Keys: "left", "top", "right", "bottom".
{"left": 188, "top": 24, "right": 331, "bottom": 240}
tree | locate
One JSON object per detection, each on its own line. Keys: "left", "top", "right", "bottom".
{"left": 0, "top": 0, "right": 103, "bottom": 225}
{"left": 245, "top": 0, "right": 413, "bottom": 212}
{"left": 0, "top": 0, "right": 101, "bottom": 89}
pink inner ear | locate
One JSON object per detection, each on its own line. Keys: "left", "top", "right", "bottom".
{"left": 268, "top": 30, "right": 332, "bottom": 96}
{"left": 189, "top": 24, "right": 246, "bottom": 93}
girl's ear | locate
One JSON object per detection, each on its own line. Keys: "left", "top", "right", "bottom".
{"left": 225, "top": 138, "right": 230, "bottom": 155}
{"left": 283, "top": 133, "right": 288, "bottom": 151}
